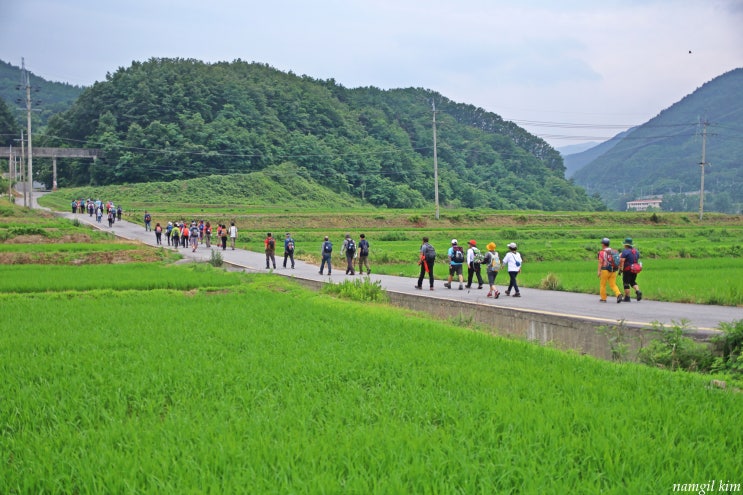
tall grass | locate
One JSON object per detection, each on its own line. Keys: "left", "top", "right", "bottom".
{"left": 1, "top": 273, "right": 741, "bottom": 493}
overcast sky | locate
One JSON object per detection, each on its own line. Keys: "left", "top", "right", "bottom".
{"left": 2, "top": 0, "right": 741, "bottom": 148}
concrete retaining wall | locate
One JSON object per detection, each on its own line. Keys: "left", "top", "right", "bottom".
{"left": 256, "top": 272, "right": 721, "bottom": 362}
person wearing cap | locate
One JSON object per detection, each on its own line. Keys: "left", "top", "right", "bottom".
{"left": 357, "top": 234, "right": 371, "bottom": 275}
{"left": 597, "top": 237, "right": 622, "bottom": 303}
{"left": 482, "top": 242, "right": 501, "bottom": 298}
{"left": 264, "top": 232, "right": 276, "bottom": 269}
{"left": 342, "top": 233, "right": 356, "bottom": 275}
{"left": 619, "top": 237, "right": 643, "bottom": 302}
{"left": 444, "top": 239, "right": 465, "bottom": 290}
{"left": 283, "top": 232, "right": 296, "bottom": 269}
{"left": 502, "top": 242, "right": 523, "bottom": 297}
{"left": 465, "top": 239, "right": 485, "bottom": 289}
{"left": 415, "top": 236, "right": 437, "bottom": 290}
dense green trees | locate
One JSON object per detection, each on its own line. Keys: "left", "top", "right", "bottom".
{"left": 41, "top": 58, "right": 602, "bottom": 211}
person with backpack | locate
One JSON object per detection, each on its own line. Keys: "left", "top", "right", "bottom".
{"left": 144, "top": 211, "right": 152, "bottom": 231}
{"left": 154, "top": 223, "right": 163, "bottom": 245}
{"left": 190, "top": 223, "right": 200, "bottom": 252}
{"left": 342, "top": 233, "right": 356, "bottom": 275}
{"left": 283, "top": 232, "right": 295, "bottom": 269}
{"left": 170, "top": 224, "right": 180, "bottom": 250}
{"left": 597, "top": 237, "right": 622, "bottom": 303}
{"left": 619, "top": 237, "right": 643, "bottom": 302}
{"left": 415, "top": 236, "right": 437, "bottom": 290}
{"left": 483, "top": 242, "right": 501, "bottom": 298}
{"left": 319, "top": 236, "right": 333, "bottom": 275}
{"left": 357, "top": 233, "right": 371, "bottom": 275}
{"left": 220, "top": 224, "right": 228, "bottom": 251}
{"left": 444, "top": 239, "right": 465, "bottom": 290}
{"left": 465, "top": 239, "right": 485, "bottom": 289}
{"left": 264, "top": 232, "right": 276, "bottom": 269}
{"left": 116, "top": 206, "right": 122, "bottom": 222}
{"left": 502, "top": 242, "right": 523, "bottom": 297}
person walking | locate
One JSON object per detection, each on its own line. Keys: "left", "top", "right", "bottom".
{"left": 444, "top": 239, "right": 465, "bottom": 290}
{"left": 181, "top": 224, "right": 189, "bottom": 248}
{"left": 342, "top": 234, "right": 356, "bottom": 275}
{"left": 190, "top": 224, "right": 200, "bottom": 252}
{"left": 283, "top": 233, "right": 295, "bottom": 269}
{"left": 597, "top": 237, "right": 622, "bottom": 303}
{"left": 264, "top": 232, "right": 277, "bottom": 269}
{"left": 170, "top": 224, "right": 180, "bottom": 250}
{"left": 415, "top": 236, "right": 436, "bottom": 290}
{"left": 220, "top": 224, "right": 228, "bottom": 251}
{"left": 502, "top": 242, "right": 523, "bottom": 297}
{"left": 165, "top": 222, "right": 173, "bottom": 246}
{"left": 319, "top": 236, "right": 333, "bottom": 275}
{"left": 483, "top": 242, "right": 501, "bottom": 298}
{"left": 154, "top": 223, "right": 163, "bottom": 245}
{"left": 619, "top": 237, "right": 643, "bottom": 302}
{"left": 204, "top": 221, "right": 212, "bottom": 248}
{"left": 465, "top": 239, "right": 485, "bottom": 289}
{"left": 116, "top": 206, "right": 122, "bottom": 222}
{"left": 144, "top": 211, "right": 152, "bottom": 231}
{"left": 357, "top": 234, "right": 371, "bottom": 275}
{"left": 229, "top": 222, "right": 238, "bottom": 250}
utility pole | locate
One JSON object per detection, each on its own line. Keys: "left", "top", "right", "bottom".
{"left": 20, "top": 131, "right": 26, "bottom": 207}
{"left": 432, "top": 100, "right": 440, "bottom": 220}
{"left": 698, "top": 120, "right": 709, "bottom": 221}
{"left": 22, "top": 58, "right": 34, "bottom": 208}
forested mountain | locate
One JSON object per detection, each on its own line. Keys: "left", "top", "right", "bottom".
{"left": 39, "top": 58, "right": 603, "bottom": 211}
{"left": 572, "top": 68, "right": 743, "bottom": 212}
{"left": 562, "top": 129, "right": 633, "bottom": 179}
{"left": 0, "top": 60, "right": 84, "bottom": 129}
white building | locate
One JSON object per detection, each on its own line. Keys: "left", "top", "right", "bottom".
{"left": 626, "top": 198, "right": 663, "bottom": 211}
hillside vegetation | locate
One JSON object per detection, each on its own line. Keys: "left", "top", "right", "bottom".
{"left": 37, "top": 58, "right": 603, "bottom": 211}
{"left": 572, "top": 68, "right": 743, "bottom": 212}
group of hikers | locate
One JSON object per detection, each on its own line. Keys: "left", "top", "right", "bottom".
{"left": 415, "top": 238, "right": 523, "bottom": 298}
{"left": 112, "top": 207, "right": 644, "bottom": 302}
{"left": 72, "top": 199, "right": 121, "bottom": 227}
{"left": 147, "top": 215, "right": 238, "bottom": 252}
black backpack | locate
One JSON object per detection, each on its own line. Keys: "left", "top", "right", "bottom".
{"left": 451, "top": 246, "right": 464, "bottom": 263}
{"left": 359, "top": 239, "right": 369, "bottom": 256}
{"left": 346, "top": 239, "right": 356, "bottom": 255}
{"left": 323, "top": 241, "right": 333, "bottom": 253}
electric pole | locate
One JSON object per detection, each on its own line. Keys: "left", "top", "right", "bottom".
{"left": 698, "top": 120, "right": 708, "bottom": 221}
{"left": 22, "top": 58, "right": 34, "bottom": 208}
{"left": 432, "top": 100, "right": 440, "bottom": 220}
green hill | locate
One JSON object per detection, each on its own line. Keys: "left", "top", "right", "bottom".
{"left": 572, "top": 68, "right": 743, "bottom": 213}
{"left": 0, "top": 60, "right": 84, "bottom": 130}
{"left": 35, "top": 58, "right": 602, "bottom": 211}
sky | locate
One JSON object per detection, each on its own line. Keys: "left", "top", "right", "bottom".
{"left": 2, "top": 0, "right": 742, "bottom": 148}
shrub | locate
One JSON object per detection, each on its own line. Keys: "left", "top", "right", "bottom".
{"left": 711, "top": 319, "right": 743, "bottom": 376}
{"left": 209, "top": 248, "right": 224, "bottom": 267}
{"left": 638, "top": 320, "right": 714, "bottom": 372}
{"left": 322, "top": 276, "right": 388, "bottom": 302}
{"left": 597, "top": 320, "right": 631, "bottom": 362}
{"left": 538, "top": 273, "right": 562, "bottom": 291}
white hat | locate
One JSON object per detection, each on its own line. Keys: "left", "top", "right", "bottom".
{"left": 451, "top": 239, "right": 458, "bottom": 245}
{"left": 507, "top": 242, "right": 517, "bottom": 249}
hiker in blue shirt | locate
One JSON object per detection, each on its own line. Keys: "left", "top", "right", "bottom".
{"left": 283, "top": 232, "right": 295, "bottom": 269}
{"left": 444, "top": 239, "right": 465, "bottom": 290}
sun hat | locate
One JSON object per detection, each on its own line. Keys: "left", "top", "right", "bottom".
{"left": 451, "top": 239, "right": 458, "bottom": 245}
{"left": 507, "top": 242, "right": 517, "bottom": 249}
{"left": 624, "top": 237, "right": 633, "bottom": 246}
{"left": 601, "top": 237, "right": 610, "bottom": 246}
{"left": 468, "top": 239, "right": 477, "bottom": 246}
{"left": 486, "top": 242, "right": 496, "bottom": 251}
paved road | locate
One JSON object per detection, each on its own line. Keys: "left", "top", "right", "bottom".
{"left": 45, "top": 202, "right": 742, "bottom": 332}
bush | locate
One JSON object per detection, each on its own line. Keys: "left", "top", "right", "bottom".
{"left": 538, "top": 273, "right": 562, "bottom": 291}
{"left": 638, "top": 319, "right": 714, "bottom": 372}
{"left": 322, "top": 276, "right": 388, "bottom": 302}
{"left": 711, "top": 319, "right": 743, "bottom": 375}
{"left": 209, "top": 248, "right": 224, "bottom": 267}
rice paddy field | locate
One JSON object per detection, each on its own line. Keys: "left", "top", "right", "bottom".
{"left": 1, "top": 269, "right": 741, "bottom": 494}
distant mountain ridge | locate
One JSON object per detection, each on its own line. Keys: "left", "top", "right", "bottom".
{"left": 562, "top": 129, "right": 633, "bottom": 178}
{"left": 571, "top": 68, "right": 743, "bottom": 212}
{"left": 31, "top": 58, "right": 603, "bottom": 211}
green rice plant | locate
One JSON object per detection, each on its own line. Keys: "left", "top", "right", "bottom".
{"left": 0, "top": 263, "right": 243, "bottom": 293}
{"left": 209, "top": 248, "right": 224, "bottom": 267}
{"left": 0, "top": 274, "right": 741, "bottom": 493}
{"left": 538, "top": 272, "right": 562, "bottom": 290}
